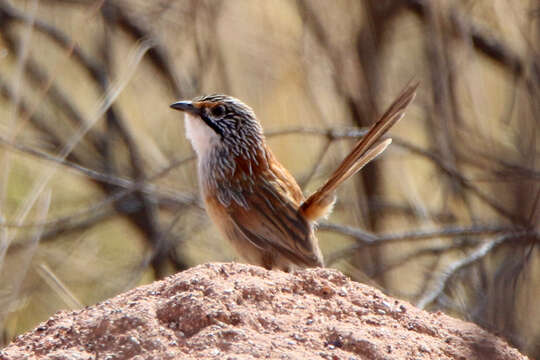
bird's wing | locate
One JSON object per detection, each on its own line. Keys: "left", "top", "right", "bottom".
{"left": 222, "top": 167, "right": 322, "bottom": 267}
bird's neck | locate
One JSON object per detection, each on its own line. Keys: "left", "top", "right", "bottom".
{"left": 198, "top": 140, "right": 269, "bottom": 207}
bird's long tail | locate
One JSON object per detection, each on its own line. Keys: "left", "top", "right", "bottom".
{"left": 300, "top": 82, "right": 419, "bottom": 222}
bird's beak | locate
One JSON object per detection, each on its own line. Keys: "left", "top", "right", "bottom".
{"left": 170, "top": 101, "right": 200, "bottom": 115}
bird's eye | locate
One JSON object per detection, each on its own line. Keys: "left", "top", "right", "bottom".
{"left": 211, "top": 104, "right": 226, "bottom": 118}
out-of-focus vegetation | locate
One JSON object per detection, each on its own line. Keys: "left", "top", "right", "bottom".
{"left": 0, "top": 0, "right": 538, "bottom": 356}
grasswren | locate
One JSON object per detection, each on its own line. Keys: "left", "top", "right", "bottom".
{"left": 171, "top": 83, "right": 418, "bottom": 270}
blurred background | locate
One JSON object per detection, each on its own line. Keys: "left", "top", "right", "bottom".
{"left": 0, "top": 0, "right": 538, "bottom": 356}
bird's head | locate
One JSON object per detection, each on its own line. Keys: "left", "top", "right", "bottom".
{"left": 170, "top": 94, "right": 264, "bottom": 159}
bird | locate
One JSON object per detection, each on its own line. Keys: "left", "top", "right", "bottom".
{"left": 170, "top": 82, "right": 418, "bottom": 271}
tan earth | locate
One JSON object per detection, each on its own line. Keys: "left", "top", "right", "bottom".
{"left": 1, "top": 263, "right": 528, "bottom": 360}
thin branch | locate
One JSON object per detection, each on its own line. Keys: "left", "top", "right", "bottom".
{"left": 267, "top": 126, "right": 528, "bottom": 224}
{"left": 415, "top": 231, "right": 533, "bottom": 309}
{"left": 369, "top": 240, "right": 476, "bottom": 278}
{"left": 111, "top": 2, "right": 182, "bottom": 97}
{"left": 0, "top": 0, "right": 107, "bottom": 86}
{"left": 323, "top": 222, "right": 520, "bottom": 264}
{"left": 0, "top": 191, "right": 51, "bottom": 324}
{"left": 35, "top": 262, "right": 83, "bottom": 309}
{"left": 405, "top": 0, "right": 523, "bottom": 76}
{"left": 298, "top": 138, "right": 333, "bottom": 189}
{"left": 0, "top": 138, "right": 199, "bottom": 229}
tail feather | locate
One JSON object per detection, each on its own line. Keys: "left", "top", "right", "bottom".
{"left": 300, "top": 82, "right": 418, "bottom": 222}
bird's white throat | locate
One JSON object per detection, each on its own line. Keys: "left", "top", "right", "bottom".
{"left": 184, "top": 113, "right": 219, "bottom": 158}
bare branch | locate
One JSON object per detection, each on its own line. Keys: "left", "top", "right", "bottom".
{"left": 415, "top": 231, "right": 534, "bottom": 309}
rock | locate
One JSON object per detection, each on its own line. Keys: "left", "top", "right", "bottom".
{"left": 0, "top": 263, "right": 528, "bottom": 360}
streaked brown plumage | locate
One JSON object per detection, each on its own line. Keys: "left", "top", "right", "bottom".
{"left": 171, "top": 82, "right": 418, "bottom": 271}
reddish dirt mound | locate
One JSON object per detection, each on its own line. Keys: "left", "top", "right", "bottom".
{"left": 1, "top": 263, "right": 527, "bottom": 360}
